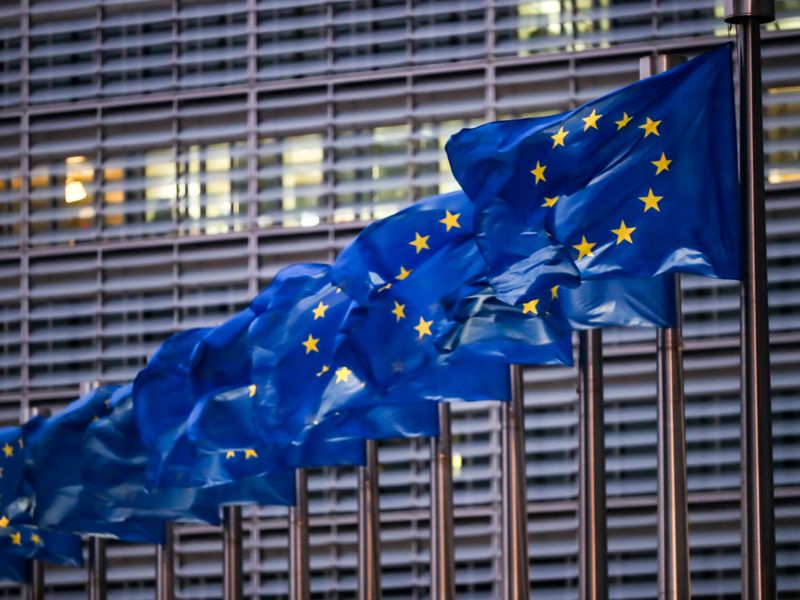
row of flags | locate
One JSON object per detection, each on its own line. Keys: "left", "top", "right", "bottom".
{"left": 0, "top": 44, "right": 738, "bottom": 580}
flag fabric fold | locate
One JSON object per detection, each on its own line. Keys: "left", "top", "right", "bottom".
{"left": 446, "top": 45, "right": 739, "bottom": 290}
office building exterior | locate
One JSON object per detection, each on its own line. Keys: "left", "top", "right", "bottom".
{"left": 0, "top": 1, "right": 798, "bottom": 597}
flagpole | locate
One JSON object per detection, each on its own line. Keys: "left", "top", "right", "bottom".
{"left": 430, "top": 402, "right": 455, "bottom": 600}
{"left": 289, "top": 469, "right": 310, "bottom": 600}
{"left": 501, "top": 364, "right": 529, "bottom": 600}
{"left": 357, "top": 439, "right": 381, "bottom": 600}
{"left": 222, "top": 506, "right": 243, "bottom": 600}
{"left": 26, "top": 557, "right": 44, "bottom": 600}
{"left": 723, "top": 2, "right": 777, "bottom": 598}
{"left": 156, "top": 523, "right": 175, "bottom": 600}
{"left": 639, "top": 54, "right": 691, "bottom": 600}
{"left": 577, "top": 329, "right": 608, "bottom": 600}
{"left": 87, "top": 537, "right": 107, "bottom": 600}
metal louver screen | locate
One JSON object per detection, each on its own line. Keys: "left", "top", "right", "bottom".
{"left": 0, "top": 1, "right": 798, "bottom": 598}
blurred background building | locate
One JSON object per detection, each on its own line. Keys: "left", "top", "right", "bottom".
{"left": 0, "top": 0, "right": 798, "bottom": 598}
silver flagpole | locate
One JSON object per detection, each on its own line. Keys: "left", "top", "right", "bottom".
{"left": 357, "top": 439, "right": 381, "bottom": 600}
{"left": 156, "top": 523, "right": 175, "bottom": 600}
{"left": 577, "top": 329, "right": 608, "bottom": 600}
{"left": 289, "top": 469, "right": 310, "bottom": 600}
{"left": 723, "top": 2, "right": 777, "bottom": 598}
{"left": 639, "top": 54, "right": 691, "bottom": 600}
{"left": 223, "top": 506, "right": 243, "bottom": 600}
{"left": 87, "top": 537, "right": 107, "bottom": 600}
{"left": 430, "top": 402, "right": 455, "bottom": 600}
{"left": 501, "top": 365, "right": 530, "bottom": 600}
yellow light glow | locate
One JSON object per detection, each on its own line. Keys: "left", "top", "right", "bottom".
{"left": 452, "top": 452, "right": 463, "bottom": 477}
{"left": 65, "top": 179, "right": 88, "bottom": 203}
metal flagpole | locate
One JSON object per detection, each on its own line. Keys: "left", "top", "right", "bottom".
{"left": 723, "top": 2, "right": 777, "bottom": 598}
{"left": 501, "top": 364, "right": 530, "bottom": 600}
{"left": 289, "top": 469, "right": 310, "bottom": 600}
{"left": 639, "top": 54, "right": 692, "bottom": 600}
{"left": 430, "top": 402, "right": 455, "bottom": 600}
{"left": 26, "top": 553, "right": 45, "bottom": 600}
{"left": 88, "top": 537, "right": 107, "bottom": 600}
{"left": 357, "top": 439, "right": 381, "bottom": 600}
{"left": 577, "top": 329, "right": 608, "bottom": 600}
{"left": 223, "top": 506, "right": 243, "bottom": 600}
{"left": 156, "top": 524, "right": 175, "bottom": 600}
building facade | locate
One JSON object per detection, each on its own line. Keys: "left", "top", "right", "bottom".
{"left": 0, "top": 0, "right": 799, "bottom": 597}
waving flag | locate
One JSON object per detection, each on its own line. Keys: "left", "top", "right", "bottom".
{"left": 446, "top": 45, "right": 739, "bottom": 290}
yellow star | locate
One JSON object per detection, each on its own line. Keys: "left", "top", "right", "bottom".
{"left": 391, "top": 301, "right": 406, "bottom": 322}
{"left": 639, "top": 188, "right": 663, "bottom": 212}
{"left": 244, "top": 449, "right": 258, "bottom": 460}
{"left": 396, "top": 266, "right": 412, "bottom": 280}
{"left": 225, "top": 450, "right": 236, "bottom": 459}
{"left": 551, "top": 126, "right": 569, "bottom": 148}
{"left": 611, "top": 220, "right": 637, "bottom": 244}
{"left": 11, "top": 532, "right": 21, "bottom": 546}
{"left": 316, "top": 364, "right": 330, "bottom": 377}
{"left": 335, "top": 366, "right": 353, "bottom": 383}
{"left": 0, "top": 516, "right": 7, "bottom": 528}
{"left": 551, "top": 285, "right": 560, "bottom": 299}
{"left": 379, "top": 283, "right": 392, "bottom": 292}
{"left": 30, "top": 533, "right": 41, "bottom": 545}
{"left": 301, "top": 334, "right": 320, "bottom": 354}
{"left": 582, "top": 108, "right": 602, "bottom": 131}
{"left": 409, "top": 232, "right": 430, "bottom": 253}
{"left": 651, "top": 152, "right": 672, "bottom": 175}
{"left": 615, "top": 112, "right": 633, "bottom": 130}
{"left": 542, "top": 195, "right": 559, "bottom": 208}
{"left": 248, "top": 384, "right": 256, "bottom": 397}
{"left": 530, "top": 161, "right": 546, "bottom": 184}
{"left": 522, "top": 299, "right": 539, "bottom": 315}
{"left": 312, "top": 301, "right": 329, "bottom": 320}
{"left": 414, "top": 317, "right": 433, "bottom": 339}
{"left": 639, "top": 117, "right": 661, "bottom": 137}
{"left": 440, "top": 210, "right": 461, "bottom": 232}
{"left": 573, "top": 236, "right": 597, "bottom": 260}
{"left": 2, "top": 443, "right": 12, "bottom": 458}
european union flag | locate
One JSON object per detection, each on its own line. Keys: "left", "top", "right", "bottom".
{"left": 234, "top": 263, "right": 441, "bottom": 461}
{"left": 446, "top": 45, "right": 739, "bottom": 288}
{"left": 0, "top": 525, "right": 82, "bottom": 567}
{"left": 331, "top": 191, "right": 574, "bottom": 368}
{"left": 0, "top": 425, "right": 84, "bottom": 565}
{"left": 82, "top": 385, "right": 295, "bottom": 523}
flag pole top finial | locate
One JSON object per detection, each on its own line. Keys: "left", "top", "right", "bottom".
{"left": 723, "top": 0, "right": 775, "bottom": 24}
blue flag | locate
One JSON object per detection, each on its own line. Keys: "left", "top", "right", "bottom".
{"left": 446, "top": 45, "right": 739, "bottom": 294}
{"left": 0, "top": 425, "right": 84, "bottom": 565}
{"left": 331, "top": 191, "right": 575, "bottom": 367}
{"left": 0, "top": 554, "right": 28, "bottom": 582}
{"left": 82, "top": 385, "right": 295, "bottom": 520}
{"left": 559, "top": 277, "right": 677, "bottom": 329}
